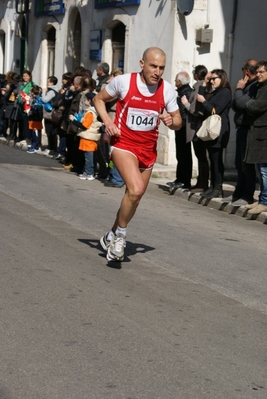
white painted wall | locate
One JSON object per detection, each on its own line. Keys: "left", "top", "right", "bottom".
{"left": 1, "top": 0, "right": 267, "bottom": 170}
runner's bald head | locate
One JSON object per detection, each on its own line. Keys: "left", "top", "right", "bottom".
{"left": 142, "top": 47, "right": 166, "bottom": 62}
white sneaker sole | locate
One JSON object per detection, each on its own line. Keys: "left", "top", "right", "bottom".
{"left": 106, "top": 247, "right": 124, "bottom": 262}
{"left": 100, "top": 236, "right": 109, "bottom": 251}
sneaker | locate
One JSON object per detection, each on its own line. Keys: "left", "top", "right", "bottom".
{"left": 43, "top": 148, "right": 50, "bottom": 156}
{"left": 78, "top": 173, "right": 88, "bottom": 180}
{"left": 78, "top": 173, "right": 95, "bottom": 181}
{"left": 100, "top": 231, "right": 115, "bottom": 251}
{"left": 27, "top": 147, "right": 37, "bottom": 154}
{"left": 106, "top": 233, "right": 126, "bottom": 262}
{"left": 54, "top": 153, "right": 64, "bottom": 160}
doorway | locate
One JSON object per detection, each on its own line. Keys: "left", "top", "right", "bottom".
{"left": 0, "top": 31, "right": 5, "bottom": 74}
{"left": 47, "top": 27, "right": 56, "bottom": 77}
{"left": 112, "top": 23, "right": 125, "bottom": 72}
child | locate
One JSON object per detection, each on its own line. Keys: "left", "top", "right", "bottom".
{"left": 69, "top": 92, "right": 102, "bottom": 180}
{"left": 27, "top": 85, "right": 43, "bottom": 154}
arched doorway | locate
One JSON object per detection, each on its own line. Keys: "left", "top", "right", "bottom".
{"left": 112, "top": 23, "right": 125, "bottom": 72}
{"left": 73, "top": 13, "right": 82, "bottom": 70}
{"left": 20, "top": 16, "right": 27, "bottom": 73}
{"left": 0, "top": 30, "right": 5, "bottom": 74}
{"left": 47, "top": 27, "right": 56, "bottom": 76}
{"left": 66, "top": 10, "right": 81, "bottom": 72}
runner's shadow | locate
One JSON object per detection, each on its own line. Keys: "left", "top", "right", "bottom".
{"left": 78, "top": 238, "right": 155, "bottom": 268}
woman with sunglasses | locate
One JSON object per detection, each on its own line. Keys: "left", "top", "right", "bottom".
{"left": 196, "top": 69, "right": 232, "bottom": 198}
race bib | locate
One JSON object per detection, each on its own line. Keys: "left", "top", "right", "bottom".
{"left": 126, "top": 107, "right": 159, "bottom": 131}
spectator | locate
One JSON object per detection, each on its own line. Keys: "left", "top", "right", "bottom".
{"left": 93, "top": 62, "right": 110, "bottom": 180}
{"left": 95, "top": 62, "right": 110, "bottom": 93}
{"left": 181, "top": 65, "right": 209, "bottom": 193}
{"left": 230, "top": 59, "right": 258, "bottom": 206}
{"left": 64, "top": 75, "right": 85, "bottom": 173}
{"left": 16, "top": 70, "right": 35, "bottom": 143}
{"left": 167, "top": 71, "right": 193, "bottom": 190}
{"left": 69, "top": 92, "right": 102, "bottom": 180}
{"left": 245, "top": 60, "right": 267, "bottom": 215}
{"left": 51, "top": 72, "right": 74, "bottom": 161}
{"left": 1, "top": 71, "right": 21, "bottom": 141}
{"left": 104, "top": 68, "right": 125, "bottom": 188}
{"left": 197, "top": 69, "right": 232, "bottom": 199}
{"left": 42, "top": 75, "right": 59, "bottom": 157}
{"left": 27, "top": 85, "right": 43, "bottom": 154}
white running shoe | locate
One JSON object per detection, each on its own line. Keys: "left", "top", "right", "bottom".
{"left": 106, "top": 233, "right": 126, "bottom": 261}
{"left": 78, "top": 173, "right": 95, "bottom": 181}
{"left": 43, "top": 148, "right": 50, "bottom": 156}
{"left": 100, "top": 231, "right": 115, "bottom": 251}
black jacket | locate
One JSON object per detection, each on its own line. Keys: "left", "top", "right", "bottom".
{"left": 198, "top": 85, "right": 232, "bottom": 148}
{"left": 232, "top": 78, "right": 258, "bottom": 127}
{"left": 245, "top": 79, "right": 267, "bottom": 163}
{"left": 177, "top": 84, "right": 193, "bottom": 127}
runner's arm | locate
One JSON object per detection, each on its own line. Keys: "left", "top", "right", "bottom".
{"left": 93, "top": 88, "right": 120, "bottom": 136}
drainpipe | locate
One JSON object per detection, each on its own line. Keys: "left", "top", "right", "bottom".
{"left": 226, "top": 0, "right": 238, "bottom": 81}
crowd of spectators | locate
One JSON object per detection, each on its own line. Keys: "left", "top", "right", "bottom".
{"left": 1, "top": 59, "right": 267, "bottom": 215}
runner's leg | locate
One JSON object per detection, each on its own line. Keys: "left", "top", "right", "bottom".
{"left": 111, "top": 148, "right": 152, "bottom": 230}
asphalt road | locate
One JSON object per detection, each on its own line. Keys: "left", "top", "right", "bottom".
{"left": 0, "top": 143, "right": 266, "bottom": 399}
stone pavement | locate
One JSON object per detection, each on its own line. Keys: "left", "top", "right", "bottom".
{"left": 151, "top": 165, "right": 266, "bottom": 225}
{"left": 1, "top": 134, "right": 266, "bottom": 226}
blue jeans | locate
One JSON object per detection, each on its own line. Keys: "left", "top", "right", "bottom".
{"left": 28, "top": 129, "right": 39, "bottom": 149}
{"left": 84, "top": 151, "right": 94, "bottom": 176}
{"left": 256, "top": 163, "right": 267, "bottom": 205}
{"left": 57, "top": 128, "right": 66, "bottom": 155}
{"left": 110, "top": 165, "right": 124, "bottom": 185}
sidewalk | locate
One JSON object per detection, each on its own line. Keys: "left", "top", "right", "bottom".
{"left": 150, "top": 165, "right": 266, "bottom": 226}
{"left": 1, "top": 135, "right": 266, "bottom": 225}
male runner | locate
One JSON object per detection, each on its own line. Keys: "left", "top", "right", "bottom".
{"left": 94, "top": 47, "right": 182, "bottom": 261}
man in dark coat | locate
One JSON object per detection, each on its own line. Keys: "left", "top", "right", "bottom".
{"left": 64, "top": 76, "right": 84, "bottom": 173}
{"left": 245, "top": 60, "right": 267, "bottom": 215}
{"left": 231, "top": 59, "right": 258, "bottom": 206}
{"left": 167, "top": 71, "right": 193, "bottom": 189}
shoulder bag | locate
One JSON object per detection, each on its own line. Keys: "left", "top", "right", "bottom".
{"left": 10, "top": 99, "right": 23, "bottom": 121}
{"left": 196, "top": 108, "right": 221, "bottom": 141}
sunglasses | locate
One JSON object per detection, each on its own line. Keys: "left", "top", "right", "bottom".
{"left": 209, "top": 76, "right": 220, "bottom": 82}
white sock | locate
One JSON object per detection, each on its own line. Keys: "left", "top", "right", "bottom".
{"left": 107, "top": 230, "right": 115, "bottom": 241}
{"left": 115, "top": 226, "right": 127, "bottom": 237}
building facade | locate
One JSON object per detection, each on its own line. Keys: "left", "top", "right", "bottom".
{"left": 0, "top": 0, "right": 267, "bottom": 169}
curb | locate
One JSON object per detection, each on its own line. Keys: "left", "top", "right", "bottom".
{"left": 169, "top": 188, "right": 267, "bottom": 225}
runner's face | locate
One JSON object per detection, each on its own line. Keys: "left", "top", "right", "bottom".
{"left": 140, "top": 52, "right": 166, "bottom": 86}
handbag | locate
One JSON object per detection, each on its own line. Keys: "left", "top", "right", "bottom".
{"left": 10, "top": 101, "right": 23, "bottom": 121}
{"left": 196, "top": 108, "right": 221, "bottom": 141}
{"left": 51, "top": 106, "right": 65, "bottom": 125}
{"left": 43, "top": 106, "right": 52, "bottom": 121}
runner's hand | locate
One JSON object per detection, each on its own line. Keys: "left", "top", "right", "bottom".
{"left": 104, "top": 121, "right": 121, "bottom": 136}
{"left": 159, "top": 113, "right": 173, "bottom": 127}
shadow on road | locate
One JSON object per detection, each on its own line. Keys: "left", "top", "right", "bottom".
{"left": 78, "top": 238, "right": 155, "bottom": 269}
